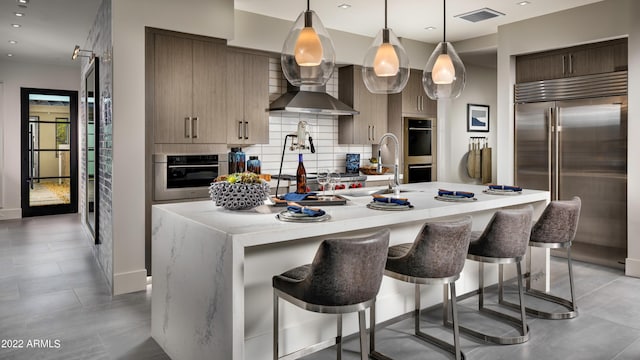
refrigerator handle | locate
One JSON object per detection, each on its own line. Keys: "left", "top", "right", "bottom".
{"left": 547, "top": 107, "right": 554, "bottom": 199}
{"left": 554, "top": 107, "right": 560, "bottom": 201}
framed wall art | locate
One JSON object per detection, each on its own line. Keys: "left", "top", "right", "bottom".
{"left": 467, "top": 104, "right": 489, "bottom": 132}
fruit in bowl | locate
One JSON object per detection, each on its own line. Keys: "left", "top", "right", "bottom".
{"left": 210, "top": 172, "right": 270, "bottom": 210}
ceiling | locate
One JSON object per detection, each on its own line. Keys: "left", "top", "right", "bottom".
{"left": 0, "top": 0, "right": 604, "bottom": 68}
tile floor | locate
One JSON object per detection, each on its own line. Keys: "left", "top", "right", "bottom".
{"left": 1, "top": 213, "right": 639, "bottom": 360}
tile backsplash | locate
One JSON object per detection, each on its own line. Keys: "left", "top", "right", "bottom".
{"left": 240, "top": 58, "right": 372, "bottom": 176}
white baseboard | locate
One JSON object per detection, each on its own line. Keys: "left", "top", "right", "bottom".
{"left": 625, "top": 258, "right": 640, "bottom": 278}
{"left": 113, "top": 269, "right": 148, "bottom": 295}
{"left": 0, "top": 208, "right": 21, "bottom": 220}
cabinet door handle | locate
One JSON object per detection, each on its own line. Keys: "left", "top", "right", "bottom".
{"left": 569, "top": 54, "right": 573, "bottom": 74}
{"left": 562, "top": 55, "right": 566, "bottom": 75}
{"left": 238, "top": 121, "right": 243, "bottom": 140}
{"left": 244, "top": 121, "right": 249, "bottom": 139}
{"left": 372, "top": 125, "right": 375, "bottom": 141}
{"left": 192, "top": 117, "right": 198, "bottom": 138}
{"left": 185, "top": 117, "right": 191, "bottom": 138}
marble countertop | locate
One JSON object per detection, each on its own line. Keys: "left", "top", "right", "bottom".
{"left": 153, "top": 181, "right": 549, "bottom": 248}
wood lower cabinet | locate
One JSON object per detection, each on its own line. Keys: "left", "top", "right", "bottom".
{"left": 516, "top": 38, "right": 627, "bottom": 83}
{"left": 153, "top": 32, "right": 227, "bottom": 144}
{"left": 338, "top": 65, "right": 387, "bottom": 144}
{"left": 226, "top": 50, "right": 269, "bottom": 145}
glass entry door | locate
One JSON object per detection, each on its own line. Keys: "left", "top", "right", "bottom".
{"left": 21, "top": 88, "right": 78, "bottom": 217}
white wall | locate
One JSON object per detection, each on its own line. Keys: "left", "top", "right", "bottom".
{"left": 495, "top": 0, "right": 640, "bottom": 277}
{"left": 439, "top": 63, "right": 497, "bottom": 184}
{"left": 0, "top": 60, "right": 80, "bottom": 220}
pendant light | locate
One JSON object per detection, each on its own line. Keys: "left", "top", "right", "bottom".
{"left": 362, "top": 0, "right": 410, "bottom": 94}
{"left": 281, "top": 0, "right": 336, "bottom": 86}
{"left": 422, "top": 0, "right": 466, "bottom": 100}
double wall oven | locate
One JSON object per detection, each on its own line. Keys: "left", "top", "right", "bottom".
{"left": 153, "top": 154, "right": 227, "bottom": 201}
{"left": 404, "top": 119, "right": 435, "bottom": 183}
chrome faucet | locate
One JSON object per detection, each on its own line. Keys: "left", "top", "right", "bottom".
{"left": 377, "top": 133, "right": 401, "bottom": 197}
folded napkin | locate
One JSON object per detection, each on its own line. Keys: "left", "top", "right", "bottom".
{"left": 286, "top": 205, "right": 325, "bottom": 217}
{"left": 488, "top": 184, "right": 522, "bottom": 192}
{"left": 372, "top": 195, "right": 411, "bottom": 206}
{"left": 438, "top": 189, "right": 475, "bottom": 198}
{"left": 281, "top": 192, "right": 317, "bottom": 201}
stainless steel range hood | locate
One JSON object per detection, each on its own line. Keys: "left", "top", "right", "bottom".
{"left": 268, "top": 83, "right": 359, "bottom": 116}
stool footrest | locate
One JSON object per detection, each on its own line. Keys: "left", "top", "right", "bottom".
{"left": 277, "top": 338, "right": 337, "bottom": 360}
{"left": 499, "top": 289, "right": 578, "bottom": 320}
{"left": 450, "top": 314, "right": 529, "bottom": 345}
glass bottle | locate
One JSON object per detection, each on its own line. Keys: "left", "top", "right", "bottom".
{"left": 296, "top": 153, "right": 307, "bottom": 194}
{"left": 234, "top": 148, "right": 245, "bottom": 173}
{"left": 247, "top": 156, "right": 261, "bottom": 174}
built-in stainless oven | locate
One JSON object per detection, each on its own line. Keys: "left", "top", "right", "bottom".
{"left": 153, "top": 154, "right": 227, "bottom": 201}
{"left": 404, "top": 119, "right": 435, "bottom": 183}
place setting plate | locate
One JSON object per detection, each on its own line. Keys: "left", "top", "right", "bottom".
{"left": 366, "top": 202, "right": 414, "bottom": 211}
{"left": 483, "top": 189, "right": 522, "bottom": 196}
{"left": 276, "top": 209, "right": 331, "bottom": 222}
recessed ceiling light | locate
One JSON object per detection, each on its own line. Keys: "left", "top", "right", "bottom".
{"left": 337, "top": 3, "right": 351, "bottom": 9}
{"left": 17, "top": 0, "right": 29, "bottom": 4}
{"left": 11, "top": 24, "right": 21, "bottom": 28}
{"left": 9, "top": 40, "right": 17, "bottom": 44}
{"left": 517, "top": 1, "right": 531, "bottom": 5}
{"left": 14, "top": 12, "right": 25, "bottom": 17}
{"left": 7, "top": 54, "right": 13, "bottom": 57}
{"left": 424, "top": 26, "right": 437, "bottom": 31}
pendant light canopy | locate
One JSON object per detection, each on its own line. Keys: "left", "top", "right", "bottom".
{"left": 422, "top": 0, "right": 466, "bottom": 100}
{"left": 362, "top": 0, "right": 410, "bottom": 94}
{"left": 281, "top": 0, "right": 336, "bottom": 86}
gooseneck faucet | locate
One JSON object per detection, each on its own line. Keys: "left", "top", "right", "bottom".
{"left": 377, "top": 133, "right": 401, "bottom": 197}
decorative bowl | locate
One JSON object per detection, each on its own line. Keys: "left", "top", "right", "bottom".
{"left": 209, "top": 181, "right": 270, "bottom": 210}
{"left": 359, "top": 166, "right": 390, "bottom": 175}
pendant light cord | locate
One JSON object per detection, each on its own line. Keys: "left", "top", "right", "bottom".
{"left": 307, "top": 0, "right": 310, "bottom": 12}
{"left": 443, "top": 0, "right": 446, "bottom": 42}
{"left": 384, "top": 0, "right": 388, "bottom": 29}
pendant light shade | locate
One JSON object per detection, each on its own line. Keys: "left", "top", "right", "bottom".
{"left": 362, "top": 0, "right": 410, "bottom": 94}
{"left": 422, "top": 0, "right": 466, "bottom": 100}
{"left": 281, "top": 2, "right": 336, "bottom": 86}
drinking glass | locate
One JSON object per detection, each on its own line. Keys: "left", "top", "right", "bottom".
{"left": 317, "top": 169, "right": 330, "bottom": 197}
{"left": 329, "top": 172, "right": 341, "bottom": 196}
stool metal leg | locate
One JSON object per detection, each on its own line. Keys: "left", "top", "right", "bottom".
{"left": 456, "top": 262, "right": 530, "bottom": 345}
{"left": 358, "top": 310, "right": 368, "bottom": 360}
{"left": 499, "top": 246, "right": 578, "bottom": 319}
{"left": 273, "top": 292, "right": 279, "bottom": 360}
{"left": 337, "top": 314, "right": 343, "bottom": 360}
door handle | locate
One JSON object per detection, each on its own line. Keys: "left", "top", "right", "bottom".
{"left": 244, "top": 121, "right": 249, "bottom": 140}
{"left": 29, "top": 128, "right": 35, "bottom": 189}
{"left": 185, "top": 117, "right": 191, "bottom": 138}
{"left": 238, "top": 121, "right": 243, "bottom": 140}
{"left": 192, "top": 117, "right": 198, "bottom": 139}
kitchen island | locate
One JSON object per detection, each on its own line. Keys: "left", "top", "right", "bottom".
{"left": 151, "top": 182, "right": 549, "bottom": 360}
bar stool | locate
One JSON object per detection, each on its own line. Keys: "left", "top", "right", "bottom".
{"left": 455, "top": 206, "right": 533, "bottom": 345}
{"left": 370, "top": 216, "right": 472, "bottom": 360}
{"left": 500, "top": 196, "right": 582, "bottom": 319}
{"left": 272, "top": 229, "right": 390, "bottom": 360}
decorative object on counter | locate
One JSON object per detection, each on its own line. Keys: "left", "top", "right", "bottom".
{"left": 296, "top": 153, "right": 307, "bottom": 193}
{"left": 209, "top": 172, "right": 269, "bottom": 210}
{"left": 484, "top": 184, "right": 523, "bottom": 196}
{"left": 422, "top": 0, "right": 466, "bottom": 100}
{"left": 247, "top": 156, "right": 261, "bottom": 174}
{"left": 359, "top": 166, "right": 390, "bottom": 175}
{"left": 228, "top": 147, "right": 245, "bottom": 173}
{"left": 281, "top": 0, "right": 335, "bottom": 86}
{"left": 346, "top": 153, "right": 360, "bottom": 174}
{"left": 435, "top": 189, "right": 477, "bottom": 202}
{"left": 275, "top": 121, "right": 316, "bottom": 198}
{"left": 467, "top": 104, "right": 490, "bottom": 132}
{"left": 361, "top": 0, "right": 410, "bottom": 94}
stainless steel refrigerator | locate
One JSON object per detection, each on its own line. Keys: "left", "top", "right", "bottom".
{"left": 515, "top": 73, "right": 627, "bottom": 266}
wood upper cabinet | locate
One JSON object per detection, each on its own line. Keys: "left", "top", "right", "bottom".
{"left": 401, "top": 69, "right": 436, "bottom": 118}
{"left": 516, "top": 38, "right": 628, "bottom": 83}
{"left": 153, "top": 32, "right": 227, "bottom": 144}
{"left": 338, "top": 65, "right": 387, "bottom": 144}
{"left": 226, "top": 50, "right": 269, "bottom": 145}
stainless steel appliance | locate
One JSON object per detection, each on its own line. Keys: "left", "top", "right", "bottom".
{"left": 515, "top": 72, "right": 627, "bottom": 266}
{"left": 153, "top": 154, "right": 227, "bottom": 201}
{"left": 404, "top": 119, "right": 434, "bottom": 183}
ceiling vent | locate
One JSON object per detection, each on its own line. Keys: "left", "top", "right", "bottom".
{"left": 455, "top": 8, "right": 505, "bottom": 23}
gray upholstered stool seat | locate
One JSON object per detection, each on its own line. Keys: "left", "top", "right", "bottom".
{"left": 499, "top": 197, "right": 582, "bottom": 319}
{"left": 272, "top": 229, "right": 390, "bottom": 360}
{"left": 370, "top": 217, "right": 472, "bottom": 360}
{"left": 455, "top": 206, "right": 533, "bottom": 345}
